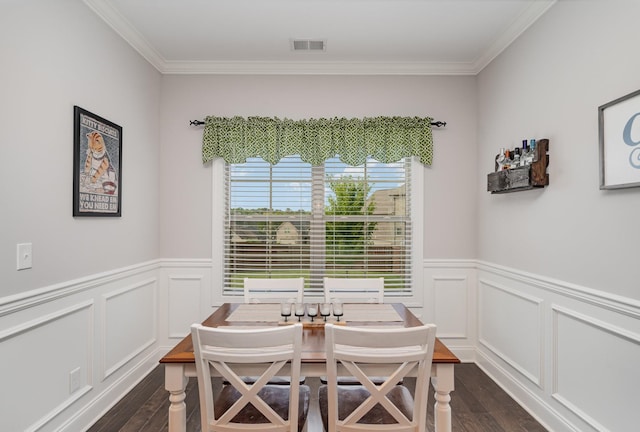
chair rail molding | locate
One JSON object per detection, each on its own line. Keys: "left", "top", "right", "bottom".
{"left": 476, "top": 260, "right": 640, "bottom": 319}
{"left": 1, "top": 257, "right": 638, "bottom": 432}
{"left": 0, "top": 260, "right": 161, "bottom": 317}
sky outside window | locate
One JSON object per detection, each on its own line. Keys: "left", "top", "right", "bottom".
{"left": 230, "top": 155, "right": 406, "bottom": 211}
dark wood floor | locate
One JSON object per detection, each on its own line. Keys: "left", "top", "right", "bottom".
{"left": 88, "top": 363, "right": 548, "bottom": 432}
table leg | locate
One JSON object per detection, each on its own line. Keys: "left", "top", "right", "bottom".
{"left": 165, "top": 364, "right": 189, "bottom": 432}
{"left": 431, "top": 363, "right": 455, "bottom": 432}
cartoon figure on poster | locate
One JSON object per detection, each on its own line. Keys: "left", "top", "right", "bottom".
{"left": 80, "top": 130, "right": 118, "bottom": 195}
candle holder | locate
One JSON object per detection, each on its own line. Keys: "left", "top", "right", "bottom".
{"left": 294, "top": 303, "right": 306, "bottom": 322}
{"left": 332, "top": 300, "right": 343, "bottom": 322}
{"left": 320, "top": 302, "right": 331, "bottom": 321}
{"left": 280, "top": 301, "right": 292, "bottom": 322}
{"left": 307, "top": 303, "right": 318, "bottom": 322}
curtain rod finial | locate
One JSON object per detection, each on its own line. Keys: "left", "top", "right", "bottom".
{"left": 190, "top": 120, "right": 205, "bottom": 126}
{"left": 431, "top": 121, "right": 447, "bottom": 128}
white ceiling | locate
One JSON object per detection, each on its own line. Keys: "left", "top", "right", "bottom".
{"left": 83, "top": 0, "right": 556, "bottom": 75}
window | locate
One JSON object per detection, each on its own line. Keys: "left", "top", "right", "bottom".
{"left": 215, "top": 154, "right": 421, "bottom": 300}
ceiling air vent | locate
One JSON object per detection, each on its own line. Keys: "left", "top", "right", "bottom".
{"left": 291, "top": 39, "right": 326, "bottom": 51}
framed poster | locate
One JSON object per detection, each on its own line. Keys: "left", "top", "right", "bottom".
{"left": 598, "top": 88, "right": 640, "bottom": 189}
{"left": 73, "top": 106, "right": 122, "bottom": 216}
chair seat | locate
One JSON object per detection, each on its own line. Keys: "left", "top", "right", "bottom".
{"left": 216, "top": 384, "right": 311, "bottom": 431}
{"left": 319, "top": 376, "right": 401, "bottom": 385}
{"left": 318, "top": 384, "right": 414, "bottom": 428}
{"left": 224, "top": 375, "right": 307, "bottom": 385}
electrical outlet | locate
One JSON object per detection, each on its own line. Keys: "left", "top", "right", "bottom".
{"left": 17, "top": 243, "right": 33, "bottom": 270}
{"left": 69, "top": 367, "right": 81, "bottom": 394}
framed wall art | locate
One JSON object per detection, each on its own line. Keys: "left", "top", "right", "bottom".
{"left": 598, "top": 88, "right": 640, "bottom": 189}
{"left": 73, "top": 106, "right": 122, "bottom": 216}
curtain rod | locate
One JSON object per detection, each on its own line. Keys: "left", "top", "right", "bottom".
{"left": 188, "top": 119, "right": 447, "bottom": 127}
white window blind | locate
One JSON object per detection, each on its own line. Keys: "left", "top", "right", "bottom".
{"left": 223, "top": 155, "right": 412, "bottom": 297}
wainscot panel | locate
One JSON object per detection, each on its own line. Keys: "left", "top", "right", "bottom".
{"left": 423, "top": 259, "right": 477, "bottom": 362}
{"left": 552, "top": 305, "right": 640, "bottom": 432}
{"left": 478, "top": 279, "right": 544, "bottom": 387}
{"left": 0, "top": 261, "right": 161, "bottom": 432}
{"left": 168, "top": 275, "right": 204, "bottom": 338}
{"left": 476, "top": 261, "right": 640, "bottom": 432}
{"left": 103, "top": 278, "right": 157, "bottom": 379}
{"left": 0, "top": 302, "right": 93, "bottom": 432}
{"left": 158, "top": 259, "right": 214, "bottom": 347}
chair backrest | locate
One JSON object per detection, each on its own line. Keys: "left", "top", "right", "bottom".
{"left": 244, "top": 277, "right": 304, "bottom": 303}
{"left": 323, "top": 277, "right": 384, "bottom": 303}
{"left": 324, "top": 323, "right": 437, "bottom": 432}
{"left": 191, "top": 323, "right": 305, "bottom": 432}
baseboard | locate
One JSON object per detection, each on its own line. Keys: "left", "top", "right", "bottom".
{"left": 475, "top": 350, "right": 579, "bottom": 432}
{"left": 60, "top": 350, "right": 164, "bottom": 432}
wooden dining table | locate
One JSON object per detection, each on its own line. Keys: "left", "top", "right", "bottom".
{"left": 160, "top": 303, "right": 460, "bottom": 432}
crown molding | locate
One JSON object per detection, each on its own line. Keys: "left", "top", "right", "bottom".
{"left": 160, "top": 60, "right": 478, "bottom": 76}
{"left": 83, "top": 0, "right": 165, "bottom": 71}
{"left": 84, "top": 0, "right": 556, "bottom": 76}
{"left": 472, "top": 0, "right": 557, "bottom": 73}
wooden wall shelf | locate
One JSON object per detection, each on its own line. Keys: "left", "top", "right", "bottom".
{"left": 487, "top": 139, "right": 549, "bottom": 194}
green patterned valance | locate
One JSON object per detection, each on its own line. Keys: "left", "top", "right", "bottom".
{"left": 202, "top": 116, "right": 433, "bottom": 166}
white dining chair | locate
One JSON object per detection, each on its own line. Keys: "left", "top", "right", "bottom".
{"left": 321, "top": 277, "right": 385, "bottom": 386}
{"left": 319, "top": 323, "right": 437, "bottom": 432}
{"left": 191, "top": 323, "right": 310, "bottom": 432}
{"left": 323, "top": 277, "right": 384, "bottom": 304}
{"left": 244, "top": 277, "right": 305, "bottom": 304}
{"left": 239, "top": 280, "right": 309, "bottom": 384}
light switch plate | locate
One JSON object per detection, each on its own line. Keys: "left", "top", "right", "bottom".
{"left": 17, "top": 243, "right": 32, "bottom": 270}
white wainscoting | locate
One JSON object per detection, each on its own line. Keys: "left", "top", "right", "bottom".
{"left": 423, "top": 259, "right": 477, "bottom": 362}
{"left": 476, "top": 261, "right": 640, "bottom": 432}
{"left": 158, "top": 259, "right": 214, "bottom": 346}
{"left": 2, "top": 258, "right": 638, "bottom": 432}
{"left": 478, "top": 279, "right": 544, "bottom": 388}
{"left": 102, "top": 278, "right": 157, "bottom": 379}
{"left": 0, "top": 261, "right": 161, "bottom": 432}
{"left": 0, "top": 301, "right": 94, "bottom": 432}
{"left": 551, "top": 305, "right": 640, "bottom": 432}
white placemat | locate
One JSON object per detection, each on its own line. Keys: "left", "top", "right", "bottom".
{"left": 342, "top": 304, "right": 403, "bottom": 322}
{"left": 226, "top": 304, "right": 281, "bottom": 322}
{"left": 226, "top": 303, "right": 403, "bottom": 323}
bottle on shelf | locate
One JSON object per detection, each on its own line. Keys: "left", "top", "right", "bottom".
{"left": 513, "top": 147, "right": 521, "bottom": 168}
{"left": 495, "top": 140, "right": 539, "bottom": 171}
{"left": 502, "top": 149, "right": 512, "bottom": 170}
{"left": 520, "top": 140, "right": 529, "bottom": 166}
{"left": 529, "top": 139, "right": 537, "bottom": 163}
{"left": 522, "top": 146, "right": 532, "bottom": 165}
{"left": 495, "top": 147, "right": 506, "bottom": 171}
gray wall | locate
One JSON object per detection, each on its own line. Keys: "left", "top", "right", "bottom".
{"left": 477, "top": 0, "right": 640, "bottom": 299}
{"left": 0, "top": 0, "right": 162, "bottom": 297}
